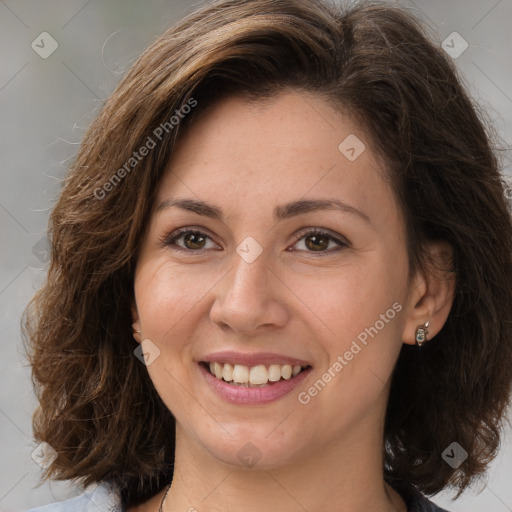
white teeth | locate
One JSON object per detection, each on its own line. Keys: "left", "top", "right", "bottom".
{"left": 206, "top": 361, "right": 308, "bottom": 386}
{"left": 281, "top": 364, "right": 292, "bottom": 380}
{"left": 268, "top": 365, "right": 282, "bottom": 382}
{"left": 232, "top": 364, "right": 249, "bottom": 384}
{"left": 249, "top": 365, "right": 268, "bottom": 385}
{"left": 222, "top": 363, "right": 234, "bottom": 382}
{"left": 213, "top": 362, "right": 223, "bottom": 379}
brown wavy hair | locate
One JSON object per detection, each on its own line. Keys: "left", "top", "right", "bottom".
{"left": 23, "top": 0, "right": 512, "bottom": 507}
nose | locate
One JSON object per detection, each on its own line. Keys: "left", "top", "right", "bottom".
{"left": 209, "top": 250, "right": 289, "bottom": 335}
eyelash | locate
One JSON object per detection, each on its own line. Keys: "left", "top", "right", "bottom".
{"left": 162, "top": 227, "right": 349, "bottom": 256}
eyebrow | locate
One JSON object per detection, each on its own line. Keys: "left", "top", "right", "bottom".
{"left": 155, "top": 197, "right": 371, "bottom": 224}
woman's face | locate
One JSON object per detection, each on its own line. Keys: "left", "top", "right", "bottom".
{"left": 132, "top": 90, "right": 416, "bottom": 469}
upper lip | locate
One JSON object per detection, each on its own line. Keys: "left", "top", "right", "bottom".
{"left": 198, "top": 351, "right": 312, "bottom": 367}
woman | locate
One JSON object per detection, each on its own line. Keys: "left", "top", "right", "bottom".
{"left": 23, "top": 0, "right": 512, "bottom": 511}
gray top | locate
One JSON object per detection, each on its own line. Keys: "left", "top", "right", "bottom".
{"left": 25, "top": 481, "right": 451, "bottom": 512}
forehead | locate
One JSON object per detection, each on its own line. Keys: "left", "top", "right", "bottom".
{"left": 155, "top": 91, "right": 398, "bottom": 229}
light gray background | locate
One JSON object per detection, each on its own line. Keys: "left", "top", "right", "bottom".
{"left": 1, "top": 0, "right": 511, "bottom": 511}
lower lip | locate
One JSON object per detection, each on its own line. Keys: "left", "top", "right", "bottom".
{"left": 198, "top": 363, "right": 312, "bottom": 405}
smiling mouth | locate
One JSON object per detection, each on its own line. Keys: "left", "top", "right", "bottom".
{"left": 200, "top": 361, "right": 312, "bottom": 387}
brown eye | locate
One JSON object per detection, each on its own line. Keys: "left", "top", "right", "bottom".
{"left": 181, "top": 232, "right": 207, "bottom": 250}
{"left": 291, "top": 228, "right": 349, "bottom": 255}
{"left": 165, "top": 228, "right": 217, "bottom": 252}
{"left": 164, "top": 227, "right": 348, "bottom": 255}
{"left": 304, "top": 233, "right": 330, "bottom": 251}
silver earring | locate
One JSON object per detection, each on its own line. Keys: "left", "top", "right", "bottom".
{"left": 132, "top": 323, "right": 141, "bottom": 334}
{"left": 415, "top": 321, "right": 429, "bottom": 347}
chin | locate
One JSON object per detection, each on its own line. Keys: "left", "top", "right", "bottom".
{"left": 195, "top": 422, "right": 310, "bottom": 470}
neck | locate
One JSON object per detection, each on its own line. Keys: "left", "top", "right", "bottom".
{"left": 161, "top": 418, "right": 406, "bottom": 512}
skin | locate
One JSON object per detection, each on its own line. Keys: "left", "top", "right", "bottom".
{"left": 129, "top": 90, "right": 454, "bottom": 512}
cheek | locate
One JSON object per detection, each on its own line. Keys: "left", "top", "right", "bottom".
{"left": 288, "top": 252, "right": 407, "bottom": 346}
{"left": 294, "top": 264, "right": 406, "bottom": 435}
{"left": 133, "top": 260, "right": 208, "bottom": 416}
{"left": 135, "top": 258, "right": 212, "bottom": 339}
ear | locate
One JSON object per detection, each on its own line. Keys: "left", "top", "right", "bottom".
{"left": 402, "top": 240, "right": 455, "bottom": 345}
{"left": 131, "top": 298, "right": 142, "bottom": 344}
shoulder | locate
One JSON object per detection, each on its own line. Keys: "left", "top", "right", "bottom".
{"left": 390, "top": 480, "right": 452, "bottom": 512}
{"left": 25, "top": 482, "right": 123, "bottom": 512}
